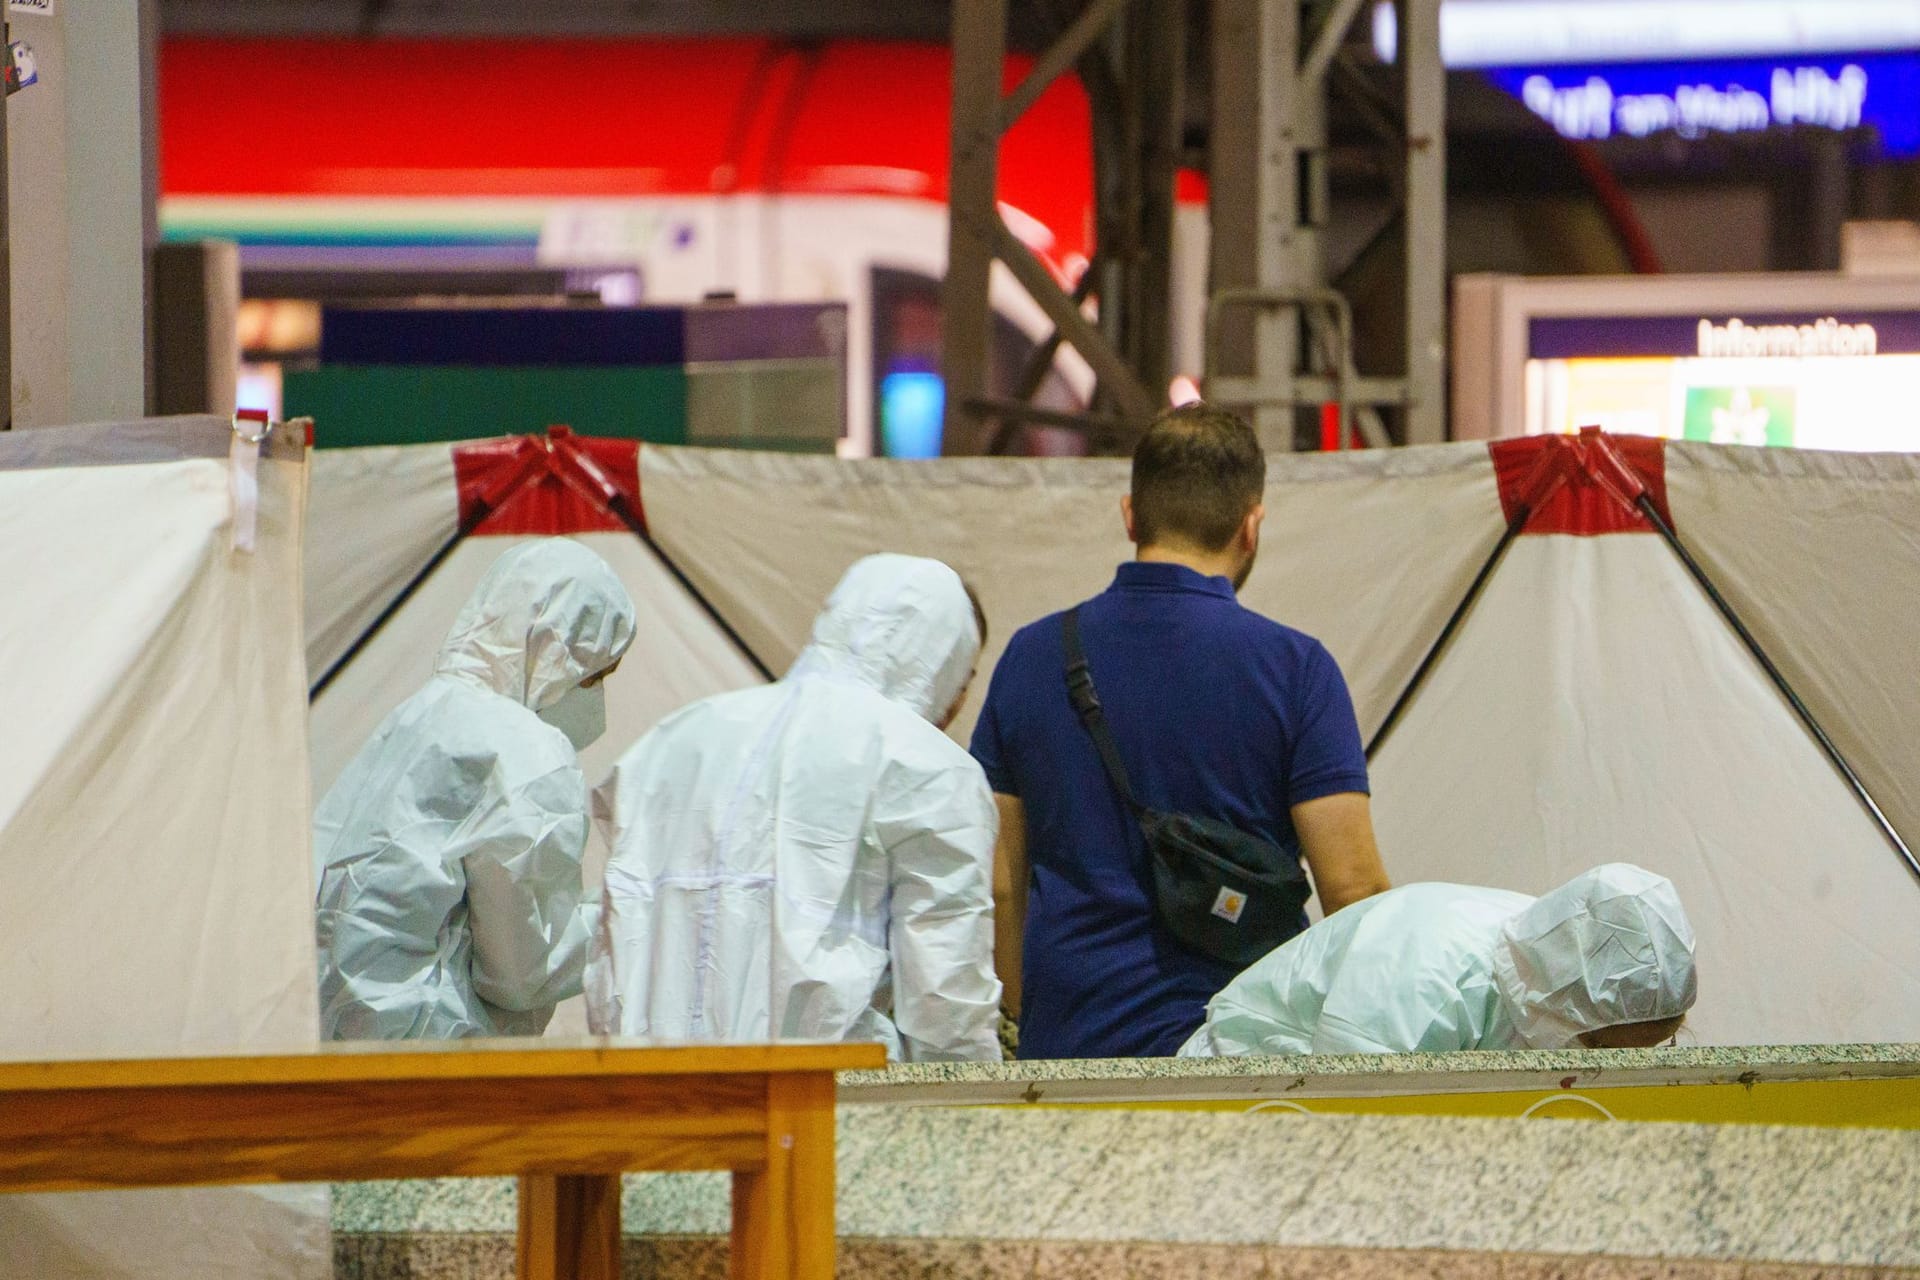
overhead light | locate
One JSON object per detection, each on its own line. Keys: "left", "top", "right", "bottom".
{"left": 1373, "top": 0, "right": 1920, "bottom": 68}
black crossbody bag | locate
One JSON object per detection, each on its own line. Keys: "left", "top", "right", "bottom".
{"left": 1062, "top": 606, "right": 1312, "bottom": 967}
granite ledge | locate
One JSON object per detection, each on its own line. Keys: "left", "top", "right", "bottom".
{"left": 837, "top": 1042, "right": 1920, "bottom": 1106}
{"left": 331, "top": 1107, "right": 1920, "bottom": 1265}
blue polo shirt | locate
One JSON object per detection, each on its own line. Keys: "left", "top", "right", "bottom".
{"left": 971, "top": 561, "right": 1370, "bottom": 1059}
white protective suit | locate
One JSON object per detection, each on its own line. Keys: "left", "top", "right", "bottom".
{"left": 1179, "top": 864, "right": 1697, "bottom": 1057}
{"left": 315, "top": 539, "right": 637, "bottom": 1040}
{"left": 586, "top": 553, "right": 1003, "bottom": 1061}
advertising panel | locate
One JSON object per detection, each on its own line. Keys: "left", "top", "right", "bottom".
{"left": 1453, "top": 273, "right": 1920, "bottom": 449}
{"left": 1524, "top": 310, "right": 1920, "bottom": 451}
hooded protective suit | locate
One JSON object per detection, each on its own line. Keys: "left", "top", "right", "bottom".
{"left": 1179, "top": 864, "right": 1696, "bottom": 1057}
{"left": 315, "top": 540, "right": 637, "bottom": 1040}
{"left": 586, "top": 553, "right": 1002, "bottom": 1061}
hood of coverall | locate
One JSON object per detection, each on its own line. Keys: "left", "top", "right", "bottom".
{"left": 789, "top": 553, "right": 981, "bottom": 724}
{"left": 434, "top": 539, "right": 638, "bottom": 714}
{"left": 1490, "top": 863, "right": 1698, "bottom": 1049}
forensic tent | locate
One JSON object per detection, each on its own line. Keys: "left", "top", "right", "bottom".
{"left": 308, "top": 428, "right": 1920, "bottom": 1048}
{"left": 1, "top": 416, "right": 326, "bottom": 1277}
{"left": 1360, "top": 432, "right": 1920, "bottom": 1047}
{"left": 306, "top": 429, "right": 767, "bottom": 808}
{"left": 308, "top": 428, "right": 1497, "bottom": 787}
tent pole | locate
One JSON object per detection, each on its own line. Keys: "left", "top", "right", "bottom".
{"left": 311, "top": 444, "right": 565, "bottom": 703}
{"left": 309, "top": 443, "right": 549, "bottom": 701}
{"left": 1365, "top": 505, "right": 1529, "bottom": 759}
{"left": 1636, "top": 494, "right": 1920, "bottom": 886}
{"left": 600, "top": 492, "right": 776, "bottom": 683}
{"left": 308, "top": 514, "right": 486, "bottom": 702}
{"left": 310, "top": 435, "right": 775, "bottom": 700}
{"left": 543, "top": 430, "right": 777, "bottom": 683}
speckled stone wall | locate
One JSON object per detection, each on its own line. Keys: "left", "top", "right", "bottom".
{"left": 335, "top": 1237, "right": 1917, "bottom": 1278}
{"left": 332, "top": 1104, "right": 1920, "bottom": 1278}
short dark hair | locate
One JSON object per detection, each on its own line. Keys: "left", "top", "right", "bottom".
{"left": 960, "top": 578, "right": 988, "bottom": 649}
{"left": 1129, "top": 403, "right": 1265, "bottom": 552}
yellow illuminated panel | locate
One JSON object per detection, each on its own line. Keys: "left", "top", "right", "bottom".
{"left": 1052, "top": 1075, "right": 1920, "bottom": 1129}
{"left": 1525, "top": 354, "right": 1920, "bottom": 452}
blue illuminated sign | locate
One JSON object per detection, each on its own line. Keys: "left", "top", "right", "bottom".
{"left": 880, "top": 370, "right": 945, "bottom": 459}
{"left": 1484, "top": 51, "right": 1920, "bottom": 156}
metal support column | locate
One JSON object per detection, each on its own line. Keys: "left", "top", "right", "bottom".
{"left": 1209, "top": 0, "right": 1303, "bottom": 450}
{"left": 1397, "top": 0, "right": 1447, "bottom": 444}
{"left": 1206, "top": 0, "right": 1448, "bottom": 448}
{"left": 943, "top": 0, "right": 1165, "bottom": 456}
{"left": 1084, "top": 0, "right": 1183, "bottom": 441}
{"left": 1126, "top": 0, "right": 1182, "bottom": 403}
{"left": 942, "top": 0, "right": 1011, "bottom": 458}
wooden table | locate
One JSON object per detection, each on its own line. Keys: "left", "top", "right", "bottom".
{"left": 0, "top": 1038, "right": 884, "bottom": 1280}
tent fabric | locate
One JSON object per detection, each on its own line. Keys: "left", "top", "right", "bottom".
{"left": 1661, "top": 441, "right": 1920, "bottom": 859}
{"left": 632, "top": 441, "right": 1506, "bottom": 744}
{"left": 0, "top": 415, "right": 326, "bottom": 1278}
{"left": 311, "top": 530, "right": 765, "bottom": 793}
{"left": 305, "top": 439, "right": 459, "bottom": 679}
{"left": 304, "top": 432, "right": 1920, "bottom": 1049}
{"left": 309, "top": 437, "right": 1503, "bottom": 749}
{"left": 1368, "top": 533, "right": 1920, "bottom": 1046}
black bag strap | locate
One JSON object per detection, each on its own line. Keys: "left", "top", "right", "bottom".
{"left": 1062, "top": 606, "right": 1145, "bottom": 817}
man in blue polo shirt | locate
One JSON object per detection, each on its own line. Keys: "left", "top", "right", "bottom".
{"left": 971, "top": 402, "right": 1392, "bottom": 1058}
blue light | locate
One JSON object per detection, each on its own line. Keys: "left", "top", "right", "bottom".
{"left": 1485, "top": 51, "right": 1920, "bottom": 157}
{"left": 880, "top": 371, "right": 946, "bottom": 459}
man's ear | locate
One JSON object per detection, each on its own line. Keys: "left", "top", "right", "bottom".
{"left": 1121, "top": 494, "right": 1138, "bottom": 544}
{"left": 1243, "top": 503, "right": 1266, "bottom": 550}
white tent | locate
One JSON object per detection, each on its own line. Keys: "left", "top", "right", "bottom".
{"left": 308, "top": 429, "right": 1920, "bottom": 1048}
{"left": 1, "top": 416, "right": 326, "bottom": 1278}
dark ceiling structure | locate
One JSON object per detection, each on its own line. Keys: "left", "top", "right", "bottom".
{"left": 160, "top": 0, "right": 1063, "bottom": 44}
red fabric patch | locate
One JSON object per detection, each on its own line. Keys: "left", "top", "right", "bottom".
{"left": 1489, "top": 429, "right": 1672, "bottom": 536}
{"left": 451, "top": 428, "right": 643, "bottom": 536}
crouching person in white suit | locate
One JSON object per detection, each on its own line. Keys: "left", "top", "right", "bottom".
{"left": 1180, "top": 863, "right": 1697, "bottom": 1057}
{"left": 587, "top": 553, "right": 1003, "bottom": 1062}
{"left": 315, "top": 540, "right": 638, "bottom": 1040}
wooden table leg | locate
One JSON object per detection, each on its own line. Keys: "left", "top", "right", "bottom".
{"left": 731, "top": 1163, "right": 775, "bottom": 1279}
{"left": 731, "top": 1071, "right": 837, "bottom": 1280}
{"left": 518, "top": 1173, "right": 622, "bottom": 1280}
{"left": 780, "top": 1072, "right": 838, "bottom": 1280}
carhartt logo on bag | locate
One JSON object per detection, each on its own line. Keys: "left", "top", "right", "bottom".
{"left": 1211, "top": 886, "right": 1247, "bottom": 924}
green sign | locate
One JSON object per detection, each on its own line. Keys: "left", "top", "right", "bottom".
{"left": 284, "top": 365, "right": 688, "bottom": 450}
{"left": 1682, "top": 385, "right": 1797, "bottom": 448}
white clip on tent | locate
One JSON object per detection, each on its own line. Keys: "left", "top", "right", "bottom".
{"left": 308, "top": 429, "right": 1920, "bottom": 1048}
{"left": 0, "top": 416, "right": 327, "bottom": 1278}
